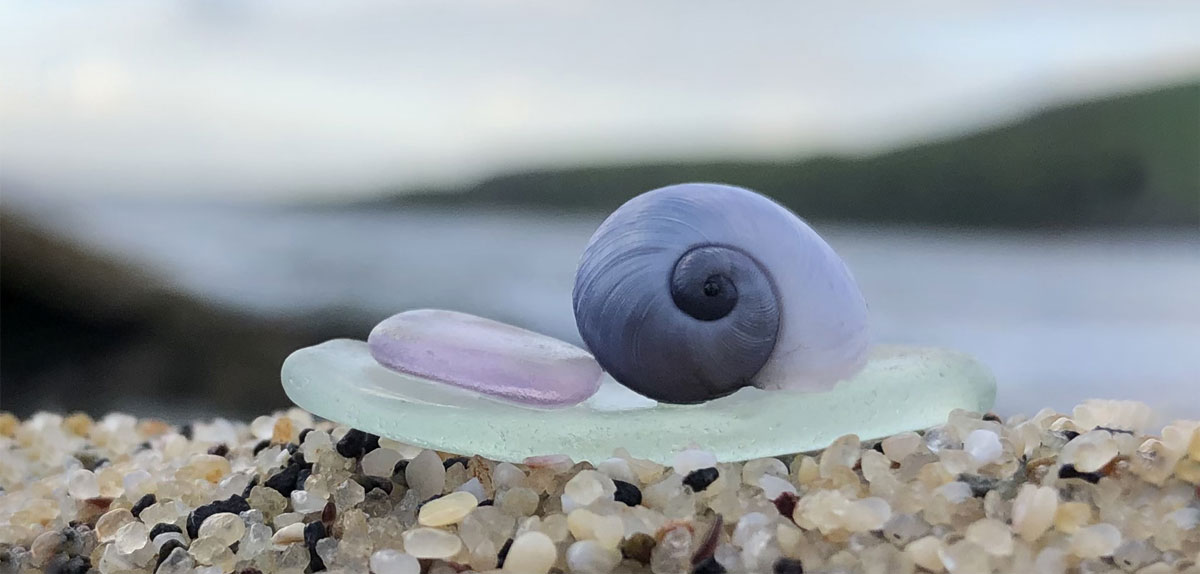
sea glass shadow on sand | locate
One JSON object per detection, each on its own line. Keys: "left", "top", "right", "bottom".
{"left": 282, "top": 340, "right": 996, "bottom": 464}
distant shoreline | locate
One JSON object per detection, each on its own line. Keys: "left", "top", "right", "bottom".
{"left": 353, "top": 81, "right": 1199, "bottom": 229}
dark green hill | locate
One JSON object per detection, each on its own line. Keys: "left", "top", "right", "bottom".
{"left": 384, "top": 81, "right": 1199, "bottom": 227}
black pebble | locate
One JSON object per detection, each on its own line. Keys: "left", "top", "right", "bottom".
{"left": 391, "top": 460, "right": 409, "bottom": 486}
{"left": 207, "top": 444, "right": 230, "bottom": 457}
{"left": 186, "top": 494, "right": 250, "bottom": 538}
{"left": 264, "top": 462, "right": 305, "bottom": 497}
{"left": 683, "top": 467, "right": 720, "bottom": 492}
{"left": 355, "top": 475, "right": 393, "bottom": 495}
{"left": 130, "top": 493, "right": 157, "bottom": 517}
{"left": 156, "top": 539, "right": 187, "bottom": 568}
{"left": 48, "top": 556, "right": 90, "bottom": 574}
{"left": 613, "top": 480, "right": 642, "bottom": 507}
{"left": 242, "top": 475, "right": 260, "bottom": 499}
{"left": 179, "top": 424, "right": 194, "bottom": 439}
{"left": 1058, "top": 464, "right": 1103, "bottom": 484}
{"left": 335, "top": 429, "right": 379, "bottom": 459}
{"left": 693, "top": 556, "right": 727, "bottom": 574}
{"left": 149, "top": 522, "right": 183, "bottom": 539}
{"left": 252, "top": 440, "right": 272, "bottom": 455}
{"left": 496, "top": 538, "right": 514, "bottom": 568}
{"left": 304, "top": 521, "right": 328, "bottom": 571}
{"left": 872, "top": 442, "right": 885, "bottom": 453}
{"left": 442, "top": 456, "right": 470, "bottom": 470}
{"left": 477, "top": 499, "right": 494, "bottom": 506}
{"left": 235, "top": 569, "right": 264, "bottom": 574}
{"left": 773, "top": 557, "right": 805, "bottom": 573}
{"left": 298, "top": 428, "right": 314, "bottom": 443}
{"left": 295, "top": 468, "right": 312, "bottom": 492}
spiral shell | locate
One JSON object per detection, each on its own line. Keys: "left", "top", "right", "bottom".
{"left": 572, "top": 183, "right": 870, "bottom": 403}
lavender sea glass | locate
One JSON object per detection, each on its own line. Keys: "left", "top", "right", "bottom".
{"left": 368, "top": 309, "right": 603, "bottom": 408}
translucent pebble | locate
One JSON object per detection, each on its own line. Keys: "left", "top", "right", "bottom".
{"left": 906, "top": 536, "right": 946, "bottom": 573}
{"left": 188, "top": 453, "right": 232, "bottom": 482}
{"left": 1112, "top": 539, "right": 1161, "bottom": 571}
{"left": 122, "top": 469, "right": 153, "bottom": 499}
{"left": 291, "top": 489, "right": 328, "bottom": 514}
{"left": 274, "top": 511, "right": 304, "bottom": 529}
{"left": 114, "top": 520, "right": 150, "bottom": 554}
{"left": 140, "top": 500, "right": 186, "bottom": 527}
{"left": 272, "top": 521, "right": 307, "bottom": 545}
{"left": 418, "top": 491, "right": 478, "bottom": 526}
{"left": 1053, "top": 501, "right": 1092, "bottom": 534}
{"left": 1033, "top": 547, "right": 1067, "bottom": 574}
{"left": 315, "top": 537, "right": 339, "bottom": 568}
{"left": 883, "top": 432, "right": 923, "bottom": 462}
{"left": 301, "top": 430, "right": 333, "bottom": 463}
{"left": 198, "top": 512, "right": 246, "bottom": 546}
{"left": 216, "top": 471, "right": 253, "bottom": 500}
{"left": 153, "top": 532, "right": 187, "bottom": 552}
{"left": 456, "top": 477, "right": 487, "bottom": 501}
{"left": 369, "top": 549, "right": 420, "bottom": 574}
{"left": 333, "top": 478, "right": 366, "bottom": 511}
{"left": 671, "top": 448, "right": 717, "bottom": 476}
{"left": 732, "top": 512, "right": 772, "bottom": 548}
{"left": 1072, "top": 399, "right": 1152, "bottom": 432}
{"left": 965, "top": 518, "right": 1013, "bottom": 556}
{"left": 1130, "top": 438, "right": 1184, "bottom": 485}
{"left": 935, "top": 481, "right": 973, "bottom": 504}
{"left": 493, "top": 462, "right": 527, "bottom": 489}
{"left": 883, "top": 513, "right": 931, "bottom": 547}
{"left": 249, "top": 485, "right": 289, "bottom": 519}
{"left": 1062, "top": 430, "right": 1120, "bottom": 473}
{"left": 67, "top": 468, "right": 101, "bottom": 499}
{"left": 964, "top": 429, "right": 1003, "bottom": 465}
{"left": 937, "top": 539, "right": 990, "bottom": 574}
{"left": 567, "top": 509, "right": 625, "bottom": 549}
{"left": 820, "top": 434, "right": 862, "bottom": 477}
{"left": 503, "top": 531, "right": 557, "bottom": 574}
{"left": 565, "top": 470, "right": 614, "bottom": 506}
{"left": 1012, "top": 484, "right": 1057, "bottom": 541}
{"left": 250, "top": 415, "right": 277, "bottom": 440}
{"left": 1071, "top": 523, "right": 1122, "bottom": 559}
{"left": 401, "top": 527, "right": 463, "bottom": 559}
{"left": 96, "top": 508, "right": 136, "bottom": 542}
{"left": 30, "top": 530, "right": 65, "bottom": 567}
{"left": 498, "top": 487, "right": 540, "bottom": 516}
{"left": 278, "top": 541, "right": 311, "bottom": 571}
{"left": 596, "top": 458, "right": 637, "bottom": 484}
{"left": 758, "top": 474, "right": 797, "bottom": 499}
{"left": 362, "top": 448, "right": 404, "bottom": 478}
{"left": 524, "top": 453, "right": 575, "bottom": 472}
{"left": 742, "top": 457, "right": 788, "bottom": 485}
{"left": 238, "top": 523, "right": 272, "bottom": 560}
{"left": 190, "top": 535, "right": 233, "bottom": 566}
{"left": 567, "top": 539, "right": 622, "bottom": 574}
{"left": 406, "top": 450, "right": 447, "bottom": 499}
{"left": 845, "top": 497, "right": 892, "bottom": 532}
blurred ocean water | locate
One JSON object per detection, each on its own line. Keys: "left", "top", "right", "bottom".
{"left": 10, "top": 198, "right": 1199, "bottom": 420}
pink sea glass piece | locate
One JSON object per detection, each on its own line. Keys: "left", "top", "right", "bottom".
{"left": 367, "top": 309, "right": 604, "bottom": 408}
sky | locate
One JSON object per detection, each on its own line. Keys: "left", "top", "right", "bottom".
{"left": 2, "top": 1, "right": 1199, "bottom": 200}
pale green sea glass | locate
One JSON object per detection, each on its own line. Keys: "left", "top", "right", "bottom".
{"left": 282, "top": 339, "right": 996, "bottom": 463}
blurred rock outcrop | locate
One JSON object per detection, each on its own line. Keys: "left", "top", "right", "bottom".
{"left": 0, "top": 209, "right": 354, "bottom": 420}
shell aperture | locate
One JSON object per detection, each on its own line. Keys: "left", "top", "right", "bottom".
{"left": 572, "top": 183, "right": 870, "bottom": 404}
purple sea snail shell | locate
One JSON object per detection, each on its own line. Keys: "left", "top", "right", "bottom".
{"left": 572, "top": 183, "right": 870, "bottom": 403}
